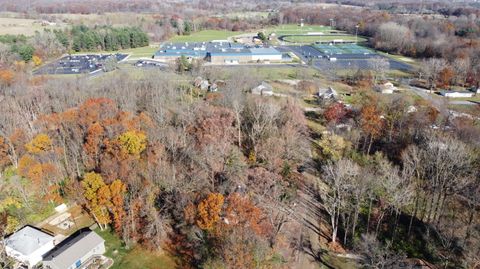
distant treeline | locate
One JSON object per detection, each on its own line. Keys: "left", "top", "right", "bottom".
{"left": 60, "top": 25, "right": 149, "bottom": 52}
{"left": 0, "top": 25, "right": 149, "bottom": 63}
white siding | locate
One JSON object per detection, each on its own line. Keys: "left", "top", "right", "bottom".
{"left": 6, "top": 240, "right": 55, "bottom": 268}
{"left": 251, "top": 54, "right": 282, "bottom": 61}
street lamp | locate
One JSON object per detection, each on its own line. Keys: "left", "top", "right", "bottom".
{"left": 355, "top": 24, "right": 359, "bottom": 44}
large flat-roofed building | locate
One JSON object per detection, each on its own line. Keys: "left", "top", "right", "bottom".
{"left": 5, "top": 225, "right": 56, "bottom": 268}
{"left": 154, "top": 42, "right": 283, "bottom": 64}
{"left": 209, "top": 47, "right": 252, "bottom": 64}
{"left": 250, "top": 47, "right": 283, "bottom": 62}
{"left": 43, "top": 229, "right": 105, "bottom": 269}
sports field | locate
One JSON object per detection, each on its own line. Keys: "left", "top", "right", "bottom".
{"left": 168, "top": 30, "right": 244, "bottom": 42}
{"left": 282, "top": 35, "right": 367, "bottom": 44}
{"left": 267, "top": 24, "right": 337, "bottom": 36}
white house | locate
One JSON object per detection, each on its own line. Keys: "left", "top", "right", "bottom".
{"left": 440, "top": 90, "right": 474, "bottom": 98}
{"left": 43, "top": 229, "right": 105, "bottom": 269}
{"left": 251, "top": 82, "right": 274, "bottom": 96}
{"left": 5, "top": 226, "right": 56, "bottom": 268}
{"left": 374, "top": 82, "right": 398, "bottom": 94}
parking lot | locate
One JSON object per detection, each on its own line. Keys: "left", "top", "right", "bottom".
{"left": 35, "top": 53, "right": 128, "bottom": 75}
{"left": 281, "top": 45, "right": 413, "bottom": 71}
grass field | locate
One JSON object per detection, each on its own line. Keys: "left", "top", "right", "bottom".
{"left": 117, "top": 46, "right": 158, "bottom": 58}
{"left": 168, "top": 30, "right": 244, "bottom": 42}
{"left": 282, "top": 35, "right": 367, "bottom": 44}
{"left": 254, "top": 66, "right": 319, "bottom": 80}
{"left": 96, "top": 228, "right": 176, "bottom": 269}
{"left": 266, "top": 24, "right": 337, "bottom": 36}
{"left": 0, "top": 17, "right": 67, "bottom": 36}
{"left": 71, "top": 45, "right": 158, "bottom": 59}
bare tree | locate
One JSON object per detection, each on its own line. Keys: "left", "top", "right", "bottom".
{"left": 421, "top": 58, "right": 448, "bottom": 93}
{"left": 368, "top": 57, "right": 390, "bottom": 84}
{"left": 321, "top": 159, "right": 360, "bottom": 243}
{"left": 355, "top": 233, "right": 405, "bottom": 269}
{"left": 452, "top": 57, "right": 469, "bottom": 87}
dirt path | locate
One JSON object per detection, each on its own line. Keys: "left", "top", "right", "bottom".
{"left": 290, "top": 171, "right": 358, "bottom": 269}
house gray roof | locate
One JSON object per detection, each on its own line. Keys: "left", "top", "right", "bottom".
{"left": 318, "top": 87, "right": 338, "bottom": 98}
{"left": 43, "top": 229, "right": 104, "bottom": 269}
{"left": 5, "top": 226, "right": 54, "bottom": 256}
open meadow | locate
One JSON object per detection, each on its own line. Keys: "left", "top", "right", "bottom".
{"left": 0, "top": 17, "right": 67, "bottom": 36}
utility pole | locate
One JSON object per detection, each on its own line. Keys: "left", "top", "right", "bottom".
{"left": 355, "top": 24, "right": 359, "bottom": 44}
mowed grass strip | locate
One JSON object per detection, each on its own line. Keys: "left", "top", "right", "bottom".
{"left": 168, "top": 30, "right": 244, "bottom": 42}
{"left": 282, "top": 35, "right": 367, "bottom": 44}
{"left": 267, "top": 24, "right": 337, "bottom": 36}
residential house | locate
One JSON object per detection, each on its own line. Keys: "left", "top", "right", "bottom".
{"left": 374, "top": 82, "right": 397, "bottom": 94}
{"left": 43, "top": 229, "right": 105, "bottom": 269}
{"left": 318, "top": 87, "right": 338, "bottom": 100}
{"left": 440, "top": 90, "right": 474, "bottom": 98}
{"left": 4, "top": 226, "right": 56, "bottom": 268}
{"left": 251, "top": 82, "right": 274, "bottom": 96}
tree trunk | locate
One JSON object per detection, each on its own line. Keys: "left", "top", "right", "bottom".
{"left": 366, "top": 198, "right": 373, "bottom": 233}
{"left": 464, "top": 206, "right": 475, "bottom": 244}
{"left": 352, "top": 205, "right": 360, "bottom": 241}
{"left": 366, "top": 135, "right": 373, "bottom": 155}
{"left": 408, "top": 196, "right": 419, "bottom": 236}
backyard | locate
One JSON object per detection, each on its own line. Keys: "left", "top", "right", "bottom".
{"left": 96, "top": 228, "right": 176, "bottom": 269}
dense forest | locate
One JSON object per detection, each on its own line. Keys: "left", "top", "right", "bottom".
{"left": 0, "top": 62, "right": 479, "bottom": 268}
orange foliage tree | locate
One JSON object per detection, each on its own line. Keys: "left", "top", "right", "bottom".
{"left": 197, "top": 193, "right": 224, "bottom": 230}
{"left": 360, "top": 103, "right": 384, "bottom": 154}
{"left": 109, "top": 179, "right": 127, "bottom": 233}
{"left": 0, "top": 69, "right": 14, "bottom": 86}
{"left": 82, "top": 172, "right": 111, "bottom": 230}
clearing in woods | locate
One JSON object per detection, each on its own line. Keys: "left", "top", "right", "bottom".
{"left": 0, "top": 17, "right": 67, "bottom": 36}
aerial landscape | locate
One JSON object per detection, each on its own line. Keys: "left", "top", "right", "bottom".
{"left": 0, "top": 0, "right": 479, "bottom": 268}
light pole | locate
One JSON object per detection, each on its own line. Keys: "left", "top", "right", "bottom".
{"left": 355, "top": 24, "right": 359, "bottom": 44}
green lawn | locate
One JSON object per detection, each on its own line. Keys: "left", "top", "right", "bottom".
{"left": 96, "top": 228, "right": 176, "bottom": 269}
{"left": 266, "top": 24, "right": 337, "bottom": 36}
{"left": 72, "top": 46, "right": 157, "bottom": 59}
{"left": 253, "top": 66, "right": 319, "bottom": 80}
{"left": 282, "top": 35, "right": 367, "bottom": 44}
{"left": 377, "top": 51, "right": 419, "bottom": 69}
{"left": 168, "top": 30, "right": 244, "bottom": 42}
{"left": 117, "top": 46, "right": 157, "bottom": 58}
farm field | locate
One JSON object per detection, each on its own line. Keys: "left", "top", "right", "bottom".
{"left": 168, "top": 30, "right": 244, "bottom": 42}
{"left": 282, "top": 34, "right": 367, "bottom": 44}
{"left": 0, "top": 17, "right": 67, "bottom": 36}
